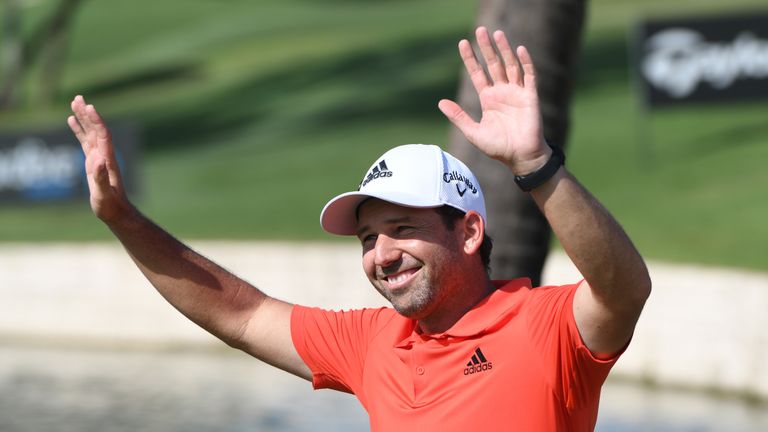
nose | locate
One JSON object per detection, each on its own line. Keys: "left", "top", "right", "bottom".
{"left": 374, "top": 234, "right": 401, "bottom": 268}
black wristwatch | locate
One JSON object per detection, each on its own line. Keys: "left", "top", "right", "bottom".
{"left": 513, "top": 144, "right": 565, "bottom": 192}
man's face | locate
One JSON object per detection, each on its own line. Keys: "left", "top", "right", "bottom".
{"left": 355, "top": 199, "right": 465, "bottom": 319}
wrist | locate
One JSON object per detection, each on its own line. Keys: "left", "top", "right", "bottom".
{"left": 101, "top": 200, "right": 140, "bottom": 230}
{"left": 509, "top": 147, "right": 553, "bottom": 176}
{"left": 513, "top": 144, "right": 565, "bottom": 192}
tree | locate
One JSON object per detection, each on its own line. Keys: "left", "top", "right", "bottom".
{"left": 449, "top": 0, "right": 587, "bottom": 285}
{"left": 37, "top": 0, "right": 84, "bottom": 106}
{"left": 1, "top": 0, "right": 85, "bottom": 110}
{"left": 1, "top": 0, "right": 23, "bottom": 108}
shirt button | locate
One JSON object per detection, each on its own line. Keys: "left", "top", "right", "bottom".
{"left": 416, "top": 366, "right": 425, "bottom": 375}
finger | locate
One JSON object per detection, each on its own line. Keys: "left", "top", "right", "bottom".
{"left": 74, "top": 96, "right": 99, "bottom": 134}
{"left": 476, "top": 27, "right": 507, "bottom": 84}
{"left": 438, "top": 99, "right": 480, "bottom": 140}
{"left": 71, "top": 95, "right": 86, "bottom": 121}
{"left": 516, "top": 45, "right": 537, "bottom": 90}
{"left": 70, "top": 94, "right": 84, "bottom": 112}
{"left": 69, "top": 96, "right": 93, "bottom": 152}
{"left": 93, "top": 160, "right": 110, "bottom": 187}
{"left": 494, "top": 30, "right": 522, "bottom": 86}
{"left": 83, "top": 158, "right": 108, "bottom": 201}
{"left": 80, "top": 104, "right": 99, "bottom": 133}
{"left": 458, "top": 39, "right": 490, "bottom": 93}
{"left": 71, "top": 95, "right": 93, "bottom": 133}
{"left": 67, "top": 115, "right": 86, "bottom": 145}
{"left": 81, "top": 103, "right": 117, "bottom": 161}
{"left": 106, "top": 157, "right": 125, "bottom": 190}
{"left": 85, "top": 104, "right": 111, "bottom": 143}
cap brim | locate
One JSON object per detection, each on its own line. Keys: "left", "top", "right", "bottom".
{"left": 320, "top": 191, "right": 444, "bottom": 235}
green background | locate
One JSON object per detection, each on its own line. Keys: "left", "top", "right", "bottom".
{"left": 1, "top": 0, "right": 766, "bottom": 271}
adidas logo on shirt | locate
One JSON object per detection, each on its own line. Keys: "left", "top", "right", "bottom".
{"left": 359, "top": 160, "right": 392, "bottom": 189}
{"left": 464, "top": 347, "right": 493, "bottom": 376}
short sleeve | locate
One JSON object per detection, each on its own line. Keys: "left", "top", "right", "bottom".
{"left": 291, "top": 305, "right": 395, "bottom": 394}
{"left": 525, "top": 283, "right": 621, "bottom": 411}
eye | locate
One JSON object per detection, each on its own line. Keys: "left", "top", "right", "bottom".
{"left": 359, "top": 234, "right": 377, "bottom": 254}
{"left": 360, "top": 234, "right": 377, "bottom": 245}
{"left": 395, "top": 225, "right": 413, "bottom": 235}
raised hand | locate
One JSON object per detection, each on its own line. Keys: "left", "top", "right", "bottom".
{"left": 67, "top": 95, "right": 131, "bottom": 222}
{"left": 439, "top": 27, "right": 550, "bottom": 175}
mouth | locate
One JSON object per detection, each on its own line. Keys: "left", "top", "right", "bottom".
{"left": 381, "top": 267, "right": 420, "bottom": 290}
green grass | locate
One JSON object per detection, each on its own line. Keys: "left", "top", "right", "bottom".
{"left": 1, "top": 0, "right": 767, "bottom": 271}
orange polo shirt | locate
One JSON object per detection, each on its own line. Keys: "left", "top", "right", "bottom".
{"left": 291, "top": 279, "right": 621, "bottom": 431}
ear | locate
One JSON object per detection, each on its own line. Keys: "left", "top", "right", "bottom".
{"left": 460, "top": 211, "right": 485, "bottom": 256}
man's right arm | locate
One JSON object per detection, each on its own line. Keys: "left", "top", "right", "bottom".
{"left": 68, "top": 96, "right": 311, "bottom": 380}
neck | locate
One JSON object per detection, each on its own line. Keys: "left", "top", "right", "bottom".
{"left": 416, "top": 275, "right": 495, "bottom": 334}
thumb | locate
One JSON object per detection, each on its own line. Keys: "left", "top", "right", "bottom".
{"left": 93, "top": 160, "right": 111, "bottom": 189}
{"left": 438, "top": 99, "right": 479, "bottom": 139}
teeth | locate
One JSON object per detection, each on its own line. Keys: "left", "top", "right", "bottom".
{"left": 387, "top": 270, "right": 415, "bottom": 285}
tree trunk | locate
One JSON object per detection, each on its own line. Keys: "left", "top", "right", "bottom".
{"left": 37, "top": 0, "right": 83, "bottom": 106}
{"left": 449, "top": 0, "right": 587, "bottom": 285}
{"left": 1, "top": 0, "right": 84, "bottom": 109}
{"left": 1, "top": 0, "right": 24, "bottom": 109}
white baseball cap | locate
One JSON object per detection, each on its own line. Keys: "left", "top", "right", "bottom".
{"left": 320, "top": 144, "right": 487, "bottom": 235}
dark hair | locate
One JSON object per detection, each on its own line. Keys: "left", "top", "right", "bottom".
{"left": 434, "top": 205, "right": 493, "bottom": 274}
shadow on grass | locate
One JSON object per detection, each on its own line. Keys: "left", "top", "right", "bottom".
{"left": 141, "top": 30, "right": 465, "bottom": 153}
{"left": 79, "top": 62, "right": 203, "bottom": 98}
{"left": 79, "top": 29, "right": 636, "bottom": 156}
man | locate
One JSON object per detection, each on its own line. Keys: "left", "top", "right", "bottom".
{"left": 68, "top": 27, "right": 650, "bottom": 431}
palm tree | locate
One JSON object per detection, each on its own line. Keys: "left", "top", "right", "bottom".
{"left": 1, "top": 0, "right": 23, "bottom": 108}
{"left": 1, "top": 0, "right": 85, "bottom": 109}
{"left": 449, "top": 0, "right": 587, "bottom": 285}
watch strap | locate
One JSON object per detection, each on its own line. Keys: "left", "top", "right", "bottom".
{"left": 513, "top": 144, "right": 565, "bottom": 192}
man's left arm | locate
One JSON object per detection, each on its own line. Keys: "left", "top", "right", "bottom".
{"left": 439, "top": 26, "right": 651, "bottom": 359}
{"left": 530, "top": 166, "right": 651, "bottom": 358}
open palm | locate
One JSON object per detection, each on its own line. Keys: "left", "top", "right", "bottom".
{"left": 67, "top": 95, "right": 130, "bottom": 222}
{"left": 439, "top": 27, "right": 549, "bottom": 175}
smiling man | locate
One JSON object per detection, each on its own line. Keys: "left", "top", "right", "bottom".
{"left": 320, "top": 143, "right": 494, "bottom": 334}
{"left": 68, "top": 27, "right": 650, "bottom": 431}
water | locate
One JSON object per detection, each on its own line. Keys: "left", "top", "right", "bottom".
{"left": 1, "top": 345, "right": 767, "bottom": 431}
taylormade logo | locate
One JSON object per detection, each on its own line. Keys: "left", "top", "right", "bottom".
{"left": 642, "top": 29, "right": 768, "bottom": 98}
{"left": 359, "top": 160, "right": 392, "bottom": 189}
{"left": 0, "top": 138, "right": 81, "bottom": 191}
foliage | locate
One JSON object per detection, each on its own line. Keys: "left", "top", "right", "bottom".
{"left": 0, "top": 0, "right": 766, "bottom": 271}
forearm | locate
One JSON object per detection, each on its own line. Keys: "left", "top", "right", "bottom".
{"left": 67, "top": 96, "right": 306, "bottom": 375}
{"left": 531, "top": 168, "right": 651, "bottom": 306}
{"left": 438, "top": 28, "right": 649, "bottom": 354}
{"left": 105, "top": 206, "right": 268, "bottom": 347}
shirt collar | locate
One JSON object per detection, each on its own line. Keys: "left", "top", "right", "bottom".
{"left": 394, "top": 278, "right": 532, "bottom": 348}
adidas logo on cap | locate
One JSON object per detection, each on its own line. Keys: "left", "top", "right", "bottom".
{"left": 320, "top": 144, "right": 487, "bottom": 236}
{"left": 358, "top": 159, "right": 392, "bottom": 190}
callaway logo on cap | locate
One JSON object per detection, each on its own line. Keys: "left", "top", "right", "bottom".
{"left": 320, "top": 144, "right": 487, "bottom": 235}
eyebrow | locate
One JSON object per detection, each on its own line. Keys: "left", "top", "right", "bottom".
{"left": 355, "top": 216, "right": 413, "bottom": 237}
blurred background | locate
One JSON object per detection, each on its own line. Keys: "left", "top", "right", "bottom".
{"left": 1, "top": 0, "right": 767, "bottom": 430}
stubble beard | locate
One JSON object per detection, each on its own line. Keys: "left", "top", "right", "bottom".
{"left": 374, "top": 267, "right": 439, "bottom": 319}
{"left": 388, "top": 283, "right": 435, "bottom": 318}
{"left": 370, "top": 235, "right": 462, "bottom": 320}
